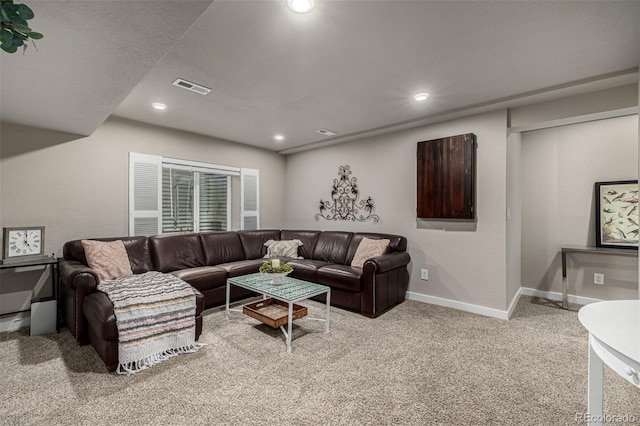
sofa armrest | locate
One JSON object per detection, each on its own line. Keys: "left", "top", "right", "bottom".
{"left": 361, "top": 251, "right": 411, "bottom": 318}
{"left": 60, "top": 259, "right": 100, "bottom": 292}
{"left": 59, "top": 259, "right": 101, "bottom": 344}
{"left": 363, "top": 251, "right": 411, "bottom": 274}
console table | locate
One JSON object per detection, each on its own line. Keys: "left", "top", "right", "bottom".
{"left": 0, "top": 257, "right": 59, "bottom": 332}
{"left": 578, "top": 300, "right": 640, "bottom": 425}
{"left": 561, "top": 246, "right": 637, "bottom": 309}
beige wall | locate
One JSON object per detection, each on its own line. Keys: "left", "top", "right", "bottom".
{"left": 521, "top": 115, "right": 639, "bottom": 300}
{"left": 0, "top": 116, "right": 287, "bottom": 257}
{"left": 1, "top": 82, "right": 637, "bottom": 327}
{"left": 510, "top": 84, "right": 638, "bottom": 127}
{"left": 285, "top": 109, "right": 510, "bottom": 311}
{"left": 0, "top": 117, "right": 287, "bottom": 329}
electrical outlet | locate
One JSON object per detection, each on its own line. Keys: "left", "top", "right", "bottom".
{"left": 594, "top": 273, "right": 604, "bottom": 285}
{"left": 421, "top": 269, "right": 429, "bottom": 280}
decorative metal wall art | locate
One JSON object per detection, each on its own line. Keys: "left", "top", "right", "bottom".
{"left": 315, "top": 165, "right": 380, "bottom": 223}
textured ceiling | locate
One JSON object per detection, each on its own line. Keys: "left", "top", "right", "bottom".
{"left": 1, "top": 1, "right": 639, "bottom": 152}
{"left": 0, "top": 0, "right": 212, "bottom": 135}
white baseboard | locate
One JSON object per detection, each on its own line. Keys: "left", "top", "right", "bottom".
{"left": 505, "top": 288, "right": 523, "bottom": 319}
{"left": 0, "top": 315, "right": 30, "bottom": 333}
{"left": 406, "top": 287, "right": 603, "bottom": 321}
{"left": 406, "top": 291, "right": 511, "bottom": 320}
{"left": 519, "top": 287, "right": 602, "bottom": 306}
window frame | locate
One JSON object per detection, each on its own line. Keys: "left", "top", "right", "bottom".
{"left": 129, "top": 153, "right": 258, "bottom": 236}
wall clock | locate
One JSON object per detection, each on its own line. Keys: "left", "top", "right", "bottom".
{"left": 1, "top": 226, "right": 48, "bottom": 264}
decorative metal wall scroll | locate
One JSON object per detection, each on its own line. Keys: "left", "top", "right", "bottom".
{"left": 315, "top": 165, "right": 380, "bottom": 223}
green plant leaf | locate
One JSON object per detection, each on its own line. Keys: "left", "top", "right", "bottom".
{"left": 0, "top": 2, "right": 43, "bottom": 53}
{"left": 12, "top": 30, "right": 27, "bottom": 40}
{"left": 10, "top": 22, "right": 30, "bottom": 33}
{"left": 3, "top": 3, "right": 18, "bottom": 16}
{"left": 0, "top": 7, "right": 10, "bottom": 22}
{"left": 0, "top": 27, "right": 11, "bottom": 43}
{"left": 10, "top": 16, "right": 28, "bottom": 28}
{"left": 17, "top": 4, "right": 32, "bottom": 20}
{"left": 1, "top": 42, "right": 17, "bottom": 53}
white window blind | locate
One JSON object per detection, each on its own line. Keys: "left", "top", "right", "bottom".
{"left": 199, "top": 173, "right": 231, "bottom": 232}
{"left": 129, "top": 153, "right": 162, "bottom": 236}
{"left": 241, "top": 168, "right": 260, "bottom": 230}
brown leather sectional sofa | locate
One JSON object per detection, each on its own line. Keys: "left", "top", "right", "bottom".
{"left": 60, "top": 229, "right": 411, "bottom": 371}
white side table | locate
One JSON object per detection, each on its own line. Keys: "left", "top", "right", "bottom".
{"left": 578, "top": 300, "right": 640, "bottom": 425}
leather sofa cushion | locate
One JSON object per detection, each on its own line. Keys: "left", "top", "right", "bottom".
{"left": 312, "top": 231, "right": 353, "bottom": 264}
{"left": 280, "top": 230, "right": 321, "bottom": 259}
{"left": 346, "top": 232, "right": 406, "bottom": 264}
{"left": 150, "top": 233, "right": 205, "bottom": 273}
{"left": 172, "top": 266, "right": 227, "bottom": 292}
{"left": 201, "top": 285, "right": 255, "bottom": 309}
{"left": 312, "top": 287, "right": 362, "bottom": 312}
{"left": 63, "top": 236, "right": 153, "bottom": 274}
{"left": 317, "top": 264, "right": 362, "bottom": 292}
{"left": 216, "top": 259, "right": 264, "bottom": 277}
{"left": 287, "top": 259, "right": 330, "bottom": 282}
{"left": 200, "top": 232, "right": 245, "bottom": 265}
{"left": 237, "top": 230, "right": 281, "bottom": 259}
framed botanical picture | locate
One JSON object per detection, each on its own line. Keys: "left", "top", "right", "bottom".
{"left": 595, "top": 180, "right": 638, "bottom": 249}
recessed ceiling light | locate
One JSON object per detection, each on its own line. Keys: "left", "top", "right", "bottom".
{"left": 274, "top": 134, "right": 285, "bottom": 141}
{"left": 287, "top": 0, "right": 314, "bottom": 14}
{"left": 414, "top": 93, "right": 430, "bottom": 102}
{"left": 152, "top": 103, "right": 167, "bottom": 110}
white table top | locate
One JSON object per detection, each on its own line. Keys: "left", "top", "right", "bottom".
{"left": 578, "top": 300, "right": 640, "bottom": 363}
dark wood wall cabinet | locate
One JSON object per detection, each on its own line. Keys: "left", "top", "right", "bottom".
{"left": 417, "top": 133, "right": 476, "bottom": 219}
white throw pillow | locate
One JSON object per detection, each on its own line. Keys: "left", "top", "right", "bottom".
{"left": 263, "top": 239, "right": 304, "bottom": 259}
{"left": 350, "top": 237, "right": 390, "bottom": 268}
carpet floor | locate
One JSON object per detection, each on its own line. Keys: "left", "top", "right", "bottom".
{"left": 1, "top": 296, "right": 639, "bottom": 425}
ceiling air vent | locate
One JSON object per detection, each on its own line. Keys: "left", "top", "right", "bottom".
{"left": 172, "top": 78, "right": 212, "bottom": 95}
{"left": 316, "top": 128, "right": 337, "bottom": 136}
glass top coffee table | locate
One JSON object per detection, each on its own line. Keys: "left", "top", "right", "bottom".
{"left": 225, "top": 273, "right": 331, "bottom": 353}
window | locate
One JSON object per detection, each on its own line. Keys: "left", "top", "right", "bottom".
{"left": 197, "top": 172, "right": 230, "bottom": 232}
{"left": 162, "top": 168, "right": 230, "bottom": 234}
{"left": 129, "top": 153, "right": 259, "bottom": 236}
{"left": 162, "top": 168, "right": 194, "bottom": 234}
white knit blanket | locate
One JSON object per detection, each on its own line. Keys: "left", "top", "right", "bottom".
{"left": 97, "top": 271, "right": 204, "bottom": 375}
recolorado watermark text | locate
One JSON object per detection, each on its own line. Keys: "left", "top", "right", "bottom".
{"left": 575, "top": 413, "right": 638, "bottom": 424}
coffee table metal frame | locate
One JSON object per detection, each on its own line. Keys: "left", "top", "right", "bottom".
{"left": 225, "top": 273, "right": 331, "bottom": 353}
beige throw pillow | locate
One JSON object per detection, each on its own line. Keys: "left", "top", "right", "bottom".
{"left": 350, "top": 237, "right": 390, "bottom": 268}
{"left": 81, "top": 239, "right": 133, "bottom": 282}
{"left": 263, "top": 239, "right": 304, "bottom": 259}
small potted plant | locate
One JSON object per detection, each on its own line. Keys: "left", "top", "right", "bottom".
{"left": 259, "top": 259, "right": 293, "bottom": 285}
{"left": 1, "top": 1, "right": 44, "bottom": 54}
